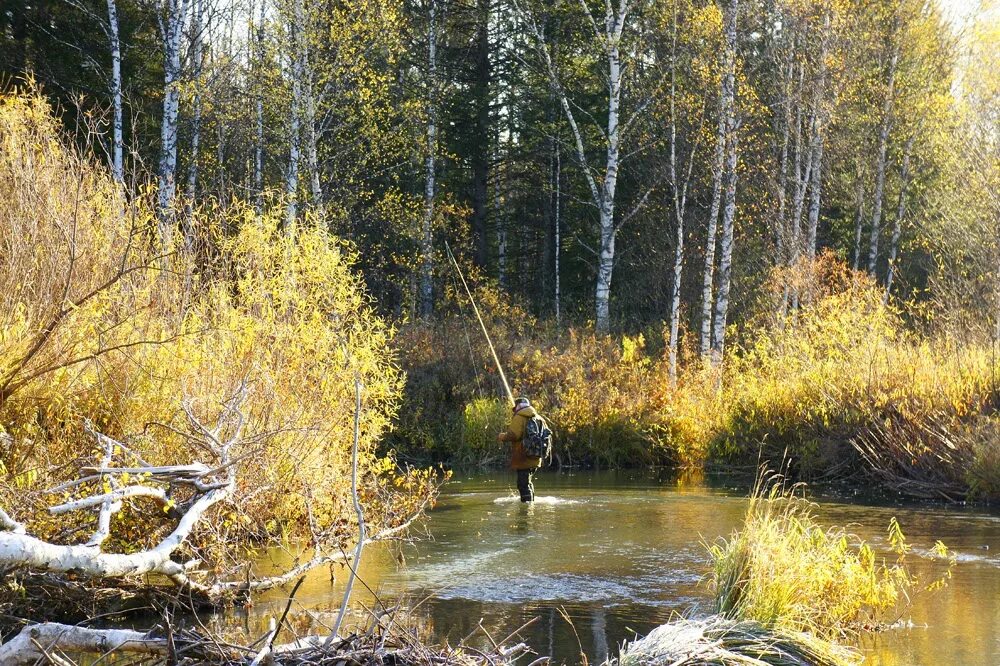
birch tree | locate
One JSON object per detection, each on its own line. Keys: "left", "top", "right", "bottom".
{"left": 185, "top": 0, "right": 204, "bottom": 206}
{"left": 107, "top": 0, "right": 124, "bottom": 182}
{"left": 866, "top": 21, "right": 899, "bottom": 274}
{"left": 419, "top": 0, "right": 439, "bottom": 318}
{"left": 709, "top": 0, "right": 739, "bottom": 366}
{"left": 284, "top": 0, "right": 305, "bottom": 231}
{"left": 156, "top": 0, "right": 190, "bottom": 238}
{"left": 518, "top": 0, "right": 662, "bottom": 334}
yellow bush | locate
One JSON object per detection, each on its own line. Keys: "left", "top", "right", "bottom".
{"left": 710, "top": 476, "right": 931, "bottom": 640}
{"left": 0, "top": 91, "right": 433, "bottom": 555}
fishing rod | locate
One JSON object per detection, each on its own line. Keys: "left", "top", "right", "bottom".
{"left": 444, "top": 240, "right": 515, "bottom": 407}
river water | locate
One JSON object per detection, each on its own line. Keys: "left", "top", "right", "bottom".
{"left": 233, "top": 471, "right": 1000, "bottom": 665}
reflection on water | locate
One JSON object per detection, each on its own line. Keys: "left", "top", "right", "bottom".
{"left": 210, "top": 471, "right": 1000, "bottom": 664}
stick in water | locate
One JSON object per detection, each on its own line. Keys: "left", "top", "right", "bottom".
{"left": 327, "top": 377, "right": 367, "bottom": 645}
{"left": 444, "top": 241, "right": 515, "bottom": 406}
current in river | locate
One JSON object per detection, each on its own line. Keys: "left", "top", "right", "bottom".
{"left": 220, "top": 471, "right": 1000, "bottom": 665}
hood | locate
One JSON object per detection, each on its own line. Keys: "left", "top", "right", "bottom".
{"left": 515, "top": 405, "right": 537, "bottom": 418}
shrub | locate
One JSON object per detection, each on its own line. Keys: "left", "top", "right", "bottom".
{"left": 709, "top": 476, "right": 919, "bottom": 641}
{"left": 0, "top": 91, "right": 435, "bottom": 558}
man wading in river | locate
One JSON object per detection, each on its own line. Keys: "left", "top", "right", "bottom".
{"left": 497, "top": 397, "right": 550, "bottom": 502}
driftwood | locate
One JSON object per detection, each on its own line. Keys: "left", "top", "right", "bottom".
{"left": 0, "top": 615, "right": 535, "bottom": 666}
{"left": 0, "top": 385, "right": 431, "bottom": 608}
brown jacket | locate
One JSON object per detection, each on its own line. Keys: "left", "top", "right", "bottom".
{"left": 500, "top": 405, "right": 543, "bottom": 470}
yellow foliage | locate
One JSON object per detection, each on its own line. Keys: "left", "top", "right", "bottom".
{"left": 0, "top": 91, "right": 436, "bottom": 555}
{"left": 710, "top": 476, "right": 924, "bottom": 640}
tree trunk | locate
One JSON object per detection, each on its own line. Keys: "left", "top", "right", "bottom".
{"left": 302, "top": 7, "right": 322, "bottom": 218}
{"left": 471, "top": 0, "right": 490, "bottom": 267}
{"left": 884, "top": 133, "right": 915, "bottom": 302}
{"left": 867, "top": 43, "right": 898, "bottom": 274}
{"left": 254, "top": 0, "right": 266, "bottom": 211}
{"left": 805, "top": 11, "right": 830, "bottom": 260}
{"left": 554, "top": 146, "right": 561, "bottom": 327}
{"left": 699, "top": 67, "right": 726, "bottom": 357}
{"left": 186, "top": 0, "right": 204, "bottom": 207}
{"left": 284, "top": 0, "right": 304, "bottom": 232}
{"left": 595, "top": 14, "right": 625, "bottom": 335}
{"left": 419, "top": 0, "right": 437, "bottom": 318}
{"left": 851, "top": 164, "right": 865, "bottom": 271}
{"left": 667, "top": 0, "right": 684, "bottom": 386}
{"left": 157, "top": 0, "right": 189, "bottom": 242}
{"left": 106, "top": 0, "right": 123, "bottom": 183}
{"left": 710, "top": 0, "right": 739, "bottom": 367}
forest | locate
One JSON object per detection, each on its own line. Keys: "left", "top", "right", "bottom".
{"left": 0, "top": 0, "right": 998, "bottom": 661}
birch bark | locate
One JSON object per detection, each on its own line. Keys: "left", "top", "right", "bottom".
{"left": 157, "top": 0, "right": 190, "bottom": 242}
{"left": 699, "top": 61, "right": 726, "bottom": 356}
{"left": 106, "top": 0, "right": 123, "bottom": 183}
{"left": 285, "top": 0, "right": 305, "bottom": 232}
{"left": 710, "top": 0, "right": 739, "bottom": 367}
{"left": 805, "top": 12, "right": 830, "bottom": 260}
{"left": 254, "top": 0, "right": 266, "bottom": 210}
{"left": 867, "top": 42, "right": 899, "bottom": 274}
{"left": 186, "top": 0, "right": 204, "bottom": 206}
{"left": 522, "top": 0, "right": 628, "bottom": 335}
{"left": 419, "top": 0, "right": 438, "bottom": 318}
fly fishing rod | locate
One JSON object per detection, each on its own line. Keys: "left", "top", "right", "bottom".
{"left": 444, "top": 241, "right": 515, "bottom": 407}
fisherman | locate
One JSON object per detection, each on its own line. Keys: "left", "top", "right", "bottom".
{"left": 497, "top": 397, "right": 545, "bottom": 502}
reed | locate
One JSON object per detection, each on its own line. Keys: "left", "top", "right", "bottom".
{"left": 708, "top": 474, "right": 912, "bottom": 641}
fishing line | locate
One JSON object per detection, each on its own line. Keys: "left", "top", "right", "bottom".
{"left": 444, "top": 241, "right": 515, "bottom": 406}
{"left": 448, "top": 267, "right": 484, "bottom": 397}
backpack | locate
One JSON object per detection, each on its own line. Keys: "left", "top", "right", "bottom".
{"left": 523, "top": 414, "right": 553, "bottom": 459}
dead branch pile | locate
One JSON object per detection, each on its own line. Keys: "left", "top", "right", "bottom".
{"left": 0, "top": 614, "right": 536, "bottom": 666}
{"left": 850, "top": 407, "right": 1000, "bottom": 501}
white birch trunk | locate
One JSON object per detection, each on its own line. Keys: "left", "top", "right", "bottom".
{"left": 667, "top": 0, "right": 685, "bottom": 386}
{"left": 884, "top": 133, "right": 914, "bottom": 302}
{"left": 497, "top": 149, "right": 507, "bottom": 288}
{"left": 419, "top": 0, "right": 437, "bottom": 318}
{"left": 157, "top": 0, "right": 190, "bottom": 242}
{"left": 285, "top": 0, "right": 304, "bottom": 233}
{"left": 186, "top": 0, "right": 204, "bottom": 208}
{"left": 254, "top": 0, "right": 266, "bottom": 210}
{"left": 698, "top": 21, "right": 727, "bottom": 357}
{"left": 594, "top": 3, "right": 626, "bottom": 335}
{"left": 805, "top": 12, "right": 830, "bottom": 260}
{"left": 0, "top": 624, "right": 170, "bottom": 665}
{"left": 301, "top": 6, "right": 322, "bottom": 217}
{"left": 522, "top": 0, "right": 627, "bottom": 335}
{"left": 710, "top": 0, "right": 739, "bottom": 367}
{"left": 867, "top": 44, "right": 898, "bottom": 274}
{"left": 106, "top": 0, "right": 123, "bottom": 183}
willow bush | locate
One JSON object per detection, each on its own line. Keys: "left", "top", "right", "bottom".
{"left": 0, "top": 91, "right": 435, "bottom": 560}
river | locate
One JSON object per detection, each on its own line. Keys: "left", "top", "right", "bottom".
{"left": 229, "top": 471, "right": 1000, "bottom": 664}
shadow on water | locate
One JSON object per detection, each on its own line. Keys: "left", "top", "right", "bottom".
{"left": 189, "top": 470, "right": 1000, "bottom": 664}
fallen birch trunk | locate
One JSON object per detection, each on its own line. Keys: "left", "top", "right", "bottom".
{"left": 0, "top": 624, "right": 173, "bottom": 665}
{"left": 0, "top": 386, "right": 432, "bottom": 606}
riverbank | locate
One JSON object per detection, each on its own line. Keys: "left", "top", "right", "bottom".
{"left": 390, "top": 258, "right": 1000, "bottom": 502}
{"left": 52, "top": 471, "right": 993, "bottom": 664}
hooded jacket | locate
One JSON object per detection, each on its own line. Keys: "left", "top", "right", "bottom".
{"left": 500, "top": 405, "right": 543, "bottom": 470}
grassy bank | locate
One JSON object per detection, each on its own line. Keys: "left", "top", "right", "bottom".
{"left": 391, "top": 256, "right": 1000, "bottom": 500}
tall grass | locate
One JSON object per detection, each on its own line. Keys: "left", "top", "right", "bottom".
{"left": 708, "top": 475, "right": 915, "bottom": 641}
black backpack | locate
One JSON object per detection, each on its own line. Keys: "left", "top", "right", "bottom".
{"left": 523, "top": 414, "right": 553, "bottom": 459}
